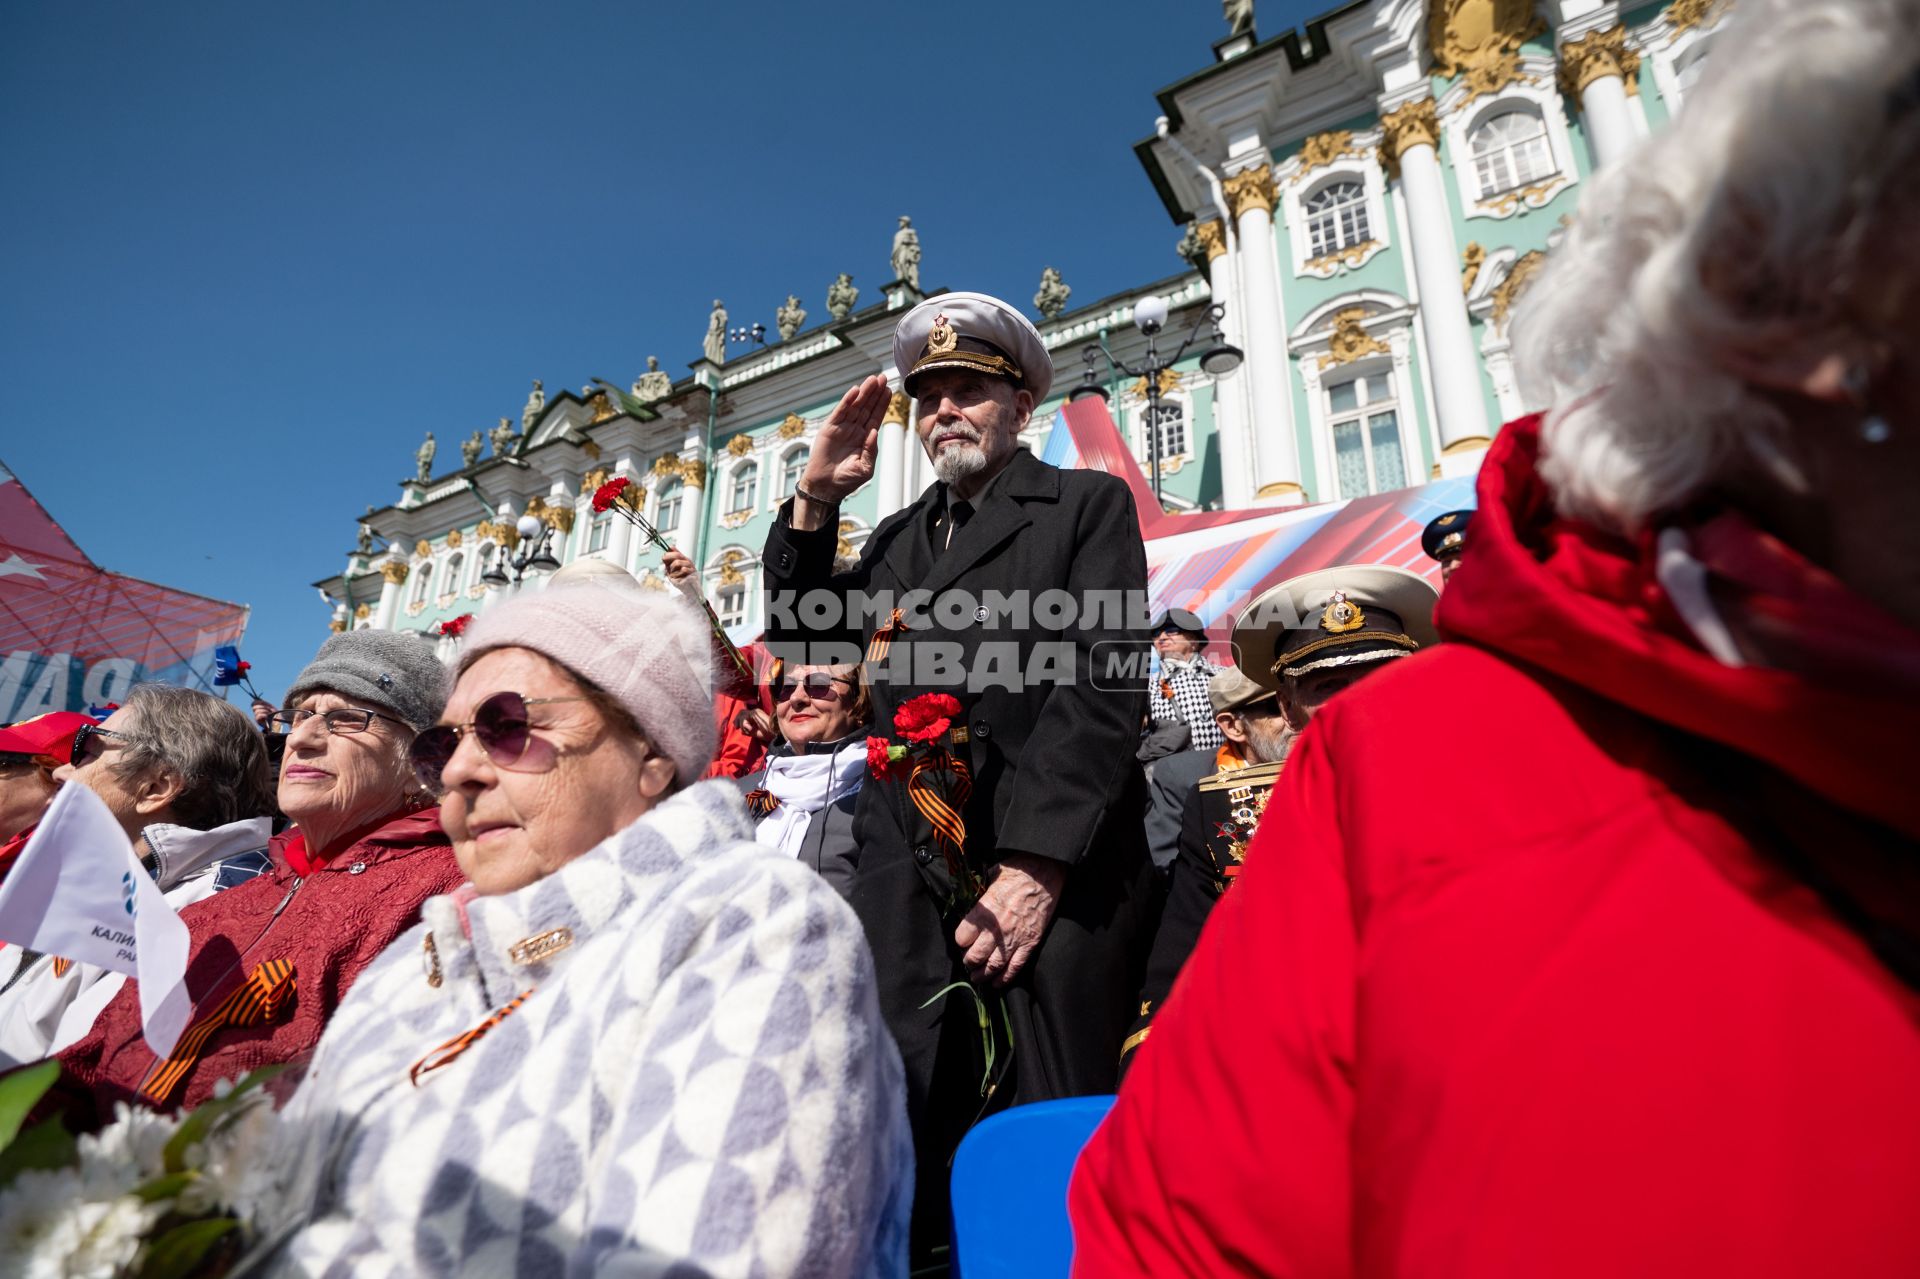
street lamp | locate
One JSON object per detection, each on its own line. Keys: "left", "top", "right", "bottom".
{"left": 480, "top": 514, "right": 561, "bottom": 590}
{"left": 1070, "top": 299, "right": 1243, "bottom": 503}
{"left": 729, "top": 322, "right": 768, "bottom": 351}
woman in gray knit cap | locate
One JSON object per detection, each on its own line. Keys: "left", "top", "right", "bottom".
{"left": 264, "top": 582, "right": 912, "bottom": 1278}
{"left": 57, "top": 628, "right": 464, "bottom": 1113}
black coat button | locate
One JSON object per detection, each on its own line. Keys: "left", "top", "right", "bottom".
{"left": 913, "top": 844, "right": 933, "bottom": 866}
{"left": 972, "top": 720, "right": 990, "bottom": 739}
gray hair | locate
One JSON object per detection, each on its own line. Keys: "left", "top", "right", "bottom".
{"left": 1515, "top": 0, "right": 1920, "bottom": 534}
{"left": 110, "top": 684, "right": 276, "bottom": 831}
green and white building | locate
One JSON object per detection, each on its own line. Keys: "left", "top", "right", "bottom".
{"left": 316, "top": 0, "right": 1732, "bottom": 642}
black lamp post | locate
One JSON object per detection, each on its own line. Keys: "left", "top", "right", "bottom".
{"left": 729, "top": 322, "right": 768, "bottom": 351}
{"left": 480, "top": 514, "right": 561, "bottom": 590}
{"left": 1069, "top": 298, "right": 1243, "bottom": 504}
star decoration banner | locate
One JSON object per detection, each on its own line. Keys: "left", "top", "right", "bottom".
{"left": 0, "top": 458, "right": 249, "bottom": 719}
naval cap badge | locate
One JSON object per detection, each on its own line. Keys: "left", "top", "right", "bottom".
{"left": 1320, "top": 590, "right": 1365, "bottom": 634}
{"left": 927, "top": 313, "right": 958, "bottom": 355}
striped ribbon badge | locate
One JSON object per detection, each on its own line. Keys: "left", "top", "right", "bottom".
{"left": 906, "top": 749, "right": 973, "bottom": 876}
{"left": 866, "top": 608, "right": 910, "bottom": 664}
{"left": 410, "top": 988, "right": 536, "bottom": 1087}
{"left": 743, "top": 788, "right": 780, "bottom": 819}
{"left": 138, "top": 959, "right": 296, "bottom": 1105}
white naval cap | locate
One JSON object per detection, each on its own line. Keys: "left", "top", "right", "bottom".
{"left": 892, "top": 291, "right": 1054, "bottom": 404}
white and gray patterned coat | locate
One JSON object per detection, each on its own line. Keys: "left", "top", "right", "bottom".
{"left": 267, "top": 780, "right": 913, "bottom": 1277}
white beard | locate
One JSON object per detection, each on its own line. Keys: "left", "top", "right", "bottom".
{"left": 932, "top": 441, "right": 987, "bottom": 486}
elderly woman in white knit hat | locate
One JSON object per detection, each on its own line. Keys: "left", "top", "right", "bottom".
{"left": 264, "top": 582, "right": 912, "bottom": 1276}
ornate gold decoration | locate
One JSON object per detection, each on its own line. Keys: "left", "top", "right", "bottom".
{"left": 717, "top": 549, "right": 746, "bottom": 587}
{"left": 1292, "top": 130, "right": 1363, "bottom": 182}
{"left": 927, "top": 313, "right": 958, "bottom": 354}
{"left": 525, "top": 496, "right": 576, "bottom": 536}
{"left": 1478, "top": 179, "right": 1562, "bottom": 216}
{"left": 1491, "top": 249, "right": 1546, "bottom": 326}
{"left": 588, "top": 392, "right": 616, "bottom": 424}
{"left": 414, "top": 539, "right": 431, "bottom": 559}
{"left": 1222, "top": 164, "right": 1277, "bottom": 218}
{"left": 1665, "top": 0, "right": 1731, "bottom": 35}
{"left": 1193, "top": 218, "right": 1229, "bottom": 262}
{"left": 1129, "top": 368, "right": 1184, "bottom": 399}
{"left": 777, "top": 413, "right": 806, "bottom": 439}
{"left": 1441, "top": 435, "right": 1494, "bottom": 455}
{"left": 1304, "top": 240, "right": 1381, "bottom": 275}
{"left": 436, "top": 592, "right": 457, "bottom": 608}
{"left": 1318, "top": 309, "right": 1392, "bottom": 369}
{"left": 1559, "top": 26, "right": 1641, "bottom": 100}
{"left": 328, "top": 618, "right": 348, "bottom": 634}
{"left": 719, "top": 510, "right": 752, "bottom": 530}
{"left": 1321, "top": 590, "right": 1365, "bottom": 634}
{"left": 1256, "top": 480, "right": 1305, "bottom": 499}
{"left": 1377, "top": 99, "right": 1441, "bottom": 178}
{"left": 490, "top": 520, "right": 520, "bottom": 551}
{"left": 1162, "top": 454, "right": 1186, "bottom": 475}
{"left": 651, "top": 454, "right": 680, "bottom": 478}
{"left": 445, "top": 528, "right": 463, "bottom": 549}
{"left": 1427, "top": 0, "right": 1547, "bottom": 104}
{"left": 836, "top": 519, "right": 858, "bottom": 561}
{"left": 883, "top": 391, "right": 912, "bottom": 426}
{"left": 581, "top": 438, "right": 602, "bottom": 461}
{"left": 354, "top": 602, "right": 371, "bottom": 620}
{"left": 637, "top": 570, "right": 666, "bottom": 591}
{"left": 1462, "top": 242, "right": 1486, "bottom": 295}
{"left": 405, "top": 599, "right": 427, "bottom": 618}
{"left": 583, "top": 466, "right": 610, "bottom": 493}
{"left": 726, "top": 434, "right": 754, "bottom": 458}
{"left": 680, "top": 459, "right": 708, "bottom": 488}
{"left": 507, "top": 926, "right": 575, "bottom": 966}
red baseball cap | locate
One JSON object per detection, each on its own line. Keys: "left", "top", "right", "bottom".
{"left": 0, "top": 711, "right": 98, "bottom": 765}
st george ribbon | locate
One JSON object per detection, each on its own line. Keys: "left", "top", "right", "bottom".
{"left": 0, "top": 784, "right": 191, "bottom": 1056}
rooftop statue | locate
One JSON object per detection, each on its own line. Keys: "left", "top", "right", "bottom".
{"left": 1224, "top": 0, "right": 1254, "bottom": 36}
{"left": 1034, "top": 266, "right": 1072, "bottom": 319}
{"left": 704, "top": 300, "right": 728, "bottom": 365}
{"left": 776, "top": 294, "right": 807, "bottom": 341}
{"left": 490, "top": 416, "right": 516, "bottom": 458}
{"left": 414, "top": 432, "right": 437, "bottom": 483}
{"left": 633, "top": 355, "right": 673, "bottom": 403}
{"left": 890, "top": 216, "right": 922, "bottom": 290}
{"left": 522, "top": 378, "right": 545, "bottom": 432}
{"left": 826, "top": 272, "right": 859, "bottom": 321}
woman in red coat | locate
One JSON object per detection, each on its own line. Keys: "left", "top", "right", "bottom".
{"left": 1071, "top": 1, "right": 1920, "bottom": 1273}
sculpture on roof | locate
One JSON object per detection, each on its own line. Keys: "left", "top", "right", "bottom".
{"left": 1223, "top": 0, "right": 1254, "bottom": 36}
{"left": 460, "top": 430, "right": 485, "bottom": 469}
{"left": 827, "top": 272, "right": 859, "bottom": 321}
{"left": 1034, "top": 266, "right": 1072, "bottom": 320}
{"left": 776, "top": 294, "right": 807, "bottom": 341}
{"left": 414, "top": 432, "right": 436, "bottom": 483}
{"left": 356, "top": 521, "right": 374, "bottom": 555}
{"left": 490, "top": 416, "right": 516, "bottom": 458}
{"left": 890, "top": 216, "right": 922, "bottom": 290}
{"left": 633, "top": 355, "right": 673, "bottom": 403}
{"left": 522, "top": 379, "right": 544, "bottom": 432}
{"left": 704, "top": 300, "right": 728, "bottom": 365}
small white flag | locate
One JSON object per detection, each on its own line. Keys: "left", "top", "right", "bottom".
{"left": 0, "top": 783, "right": 191, "bottom": 1057}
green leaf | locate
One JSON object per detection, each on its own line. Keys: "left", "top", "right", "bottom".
{"left": 0, "top": 1059, "right": 60, "bottom": 1150}
{"left": 137, "top": 1216, "right": 238, "bottom": 1279}
{"left": 162, "top": 1065, "right": 288, "bottom": 1174}
{"left": 0, "top": 1115, "right": 78, "bottom": 1189}
{"left": 135, "top": 1170, "right": 198, "bottom": 1203}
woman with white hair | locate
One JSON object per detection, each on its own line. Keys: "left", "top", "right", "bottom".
{"left": 263, "top": 583, "right": 911, "bottom": 1276}
{"left": 1072, "top": 2, "right": 1920, "bottom": 1274}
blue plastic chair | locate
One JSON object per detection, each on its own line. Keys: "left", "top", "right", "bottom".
{"left": 949, "top": 1095, "right": 1117, "bottom": 1278}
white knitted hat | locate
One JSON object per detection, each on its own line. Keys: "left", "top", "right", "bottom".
{"left": 456, "top": 583, "right": 716, "bottom": 783}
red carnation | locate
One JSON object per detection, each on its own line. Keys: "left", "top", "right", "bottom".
{"left": 866, "top": 736, "right": 900, "bottom": 780}
{"left": 437, "top": 613, "right": 474, "bottom": 638}
{"left": 236, "top": 660, "right": 251, "bottom": 674}
{"left": 894, "top": 692, "right": 963, "bottom": 744}
{"left": 591, "top": 477, "right": 633, "bottom": 513}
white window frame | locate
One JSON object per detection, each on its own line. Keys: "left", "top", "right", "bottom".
{"left": 726, "top": 460, "right": 758, "bottom": 515}
{"left": 1289, "top": 294, "right": 1424, "bottom": 504}
{"left": 1320, "top": 370, "right": 1411, "bottom": 500}
{"left": 470, "top": 541, "right": 497, "bottom": 593}
{"left": 440, "top": 552, "right": 463, "bottom": 598}
{"left": 1119, "top": 380, "right": 1202, "bottom": 473}
{"left": 776, "top": 445, "right": 808, "bottom": 502}
{"left": 409, "top": 560, "right": 433, "bottom": 606}
{"left": 1647, "top": 13, "right": 1728, "bottom": 115}
{"left": 706, "top": 547, "right": 758, "bottom": 632}
{"left": 586, "top": 512, "right": 612, "bottom": 554}
{"left": 1466, "top": 109, "right": 1556, "bottom": 201}
{"left": 1283, "top": 161, "right": 1391, "bottom": 278}
{"left": 653, "top": 479, "right": 683, "bottom": 535}
{"left": 1441, "top": 83, "right": 1580, "bottom": 221}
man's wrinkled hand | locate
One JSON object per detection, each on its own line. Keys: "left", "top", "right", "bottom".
{"left": 953, "top": 853, "right": 1068, "bottom": 988}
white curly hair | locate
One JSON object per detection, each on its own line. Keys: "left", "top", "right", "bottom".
{"left": 1515, "top": 0, "right": 1920, "bottom": 535}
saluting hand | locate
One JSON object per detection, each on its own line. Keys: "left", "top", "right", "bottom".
{"left": 801, "top": 374, "right": 891, "bottom": 503}
{"left": 955, "top": 852, "right": 1067, "bottom": 988}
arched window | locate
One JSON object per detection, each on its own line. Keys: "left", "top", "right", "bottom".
{"left": 1469, "top": 110, "right": 1556, "bottom": 198}
{"left": 1325, "top": 372, "right": 1407, "bottom": 499}
{"left": 472, "top": 542, "right": 495, "bottom": 587}
{"left": 729, "top": 461, "right": 758, "bottom": 514}
{"left": 1304, "top": 180, "right": 1371, "bottom": 258}
{"left": 1145, "top": 400, "right": 1185, "bottom": 461}
{"left": 717, "top": 582, "right": 747, "bottom": 628}
{"left": 586, "top": 512, "right": 612, "bottom": 554}
{"left": 409, "top": 564, "right": 432, "bottom": 605}
{"left": 440, "top": 552, "right": 463, "bottom": 596}
{"left": 778, "top": 448, "right": 807, "bottom": 500}
{"left": 655, "top": 480, "right": 683, "bottom": 534}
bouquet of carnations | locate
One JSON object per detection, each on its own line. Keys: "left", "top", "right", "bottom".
{"left": 0, "top": 1063, "right": 288, "bottom": 1279}
{"left": 435, "top": 613, "right": 474, "bottom": 639}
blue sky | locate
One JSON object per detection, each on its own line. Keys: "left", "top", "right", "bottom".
{"left": 1, "top": 0, "right": 1325, "bottom": 701}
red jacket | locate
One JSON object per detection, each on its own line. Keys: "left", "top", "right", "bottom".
{"left": 59, "top": 807, "right": 462, "bottom": 1113}
{"left": 1071, "top": 417, "right": 1920, "bottom": 1277}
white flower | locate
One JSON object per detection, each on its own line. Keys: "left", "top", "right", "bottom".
{"left": 177, "top": 1094, "right": 286, "bottom": 1228}
{"left": 76, "top": 1101, "right": 176, "bottom": 1191}
{"left": 0, "top": 1166, "right": 94, "bottom": 1279}
{"left": 63, "top": 1194, "right": 162, "bottom": 1279}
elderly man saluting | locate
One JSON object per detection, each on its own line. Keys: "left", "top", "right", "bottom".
{"left": 763, "top": 292, "right": 1154, "bottom": 1256}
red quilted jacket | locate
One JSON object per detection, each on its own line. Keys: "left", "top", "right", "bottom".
{"left": 59, "top": 807, "right": 461, "bottom": 1112}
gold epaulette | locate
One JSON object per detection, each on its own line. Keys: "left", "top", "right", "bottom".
{"left": 1196, "top": 758, "right": 1284, "bottom": 792}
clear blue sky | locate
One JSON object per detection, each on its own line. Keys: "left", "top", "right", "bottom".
{"left": 1, "top": 0, "right": 1325, "bottom": 702}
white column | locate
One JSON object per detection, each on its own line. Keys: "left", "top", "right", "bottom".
{"left": 876, "top": 387, "right": 909, "bottom": 519}
{"left": 1195, "top": 218, "right": 1254, "bottom": 508}
{"left": 373, "top": 554, "right": 407, "bottom": 630}
{"left": 1561, "top": 27, "right": 1640, "bottom": 172}
{"left": 1222, "top": 164, "right": 1303, "bottom": 505}
{"left": 677, "top": 459, "right": 706, "bottom": 554}
{"left": 1383, "top": 98, "right": 1491, "bottom": 473}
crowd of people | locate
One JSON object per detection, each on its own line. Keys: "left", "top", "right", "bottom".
{"left": 0, "top": 0, "right": 1915, "bottom": 1272}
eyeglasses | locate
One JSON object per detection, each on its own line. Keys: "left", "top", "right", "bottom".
{"left": 68, "top": 724, "right": 140, "bottom": 770}
{"left": 774, "top": 674, "right": 853, "bottom": 702}
{"left": 272, "top": 706, "right": 410, "bottom": 736}
{"left": 408, "top": 692, "right": 586, "bottom": 791}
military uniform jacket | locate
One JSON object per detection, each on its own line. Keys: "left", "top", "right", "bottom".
{"left": 762, "top": 447, "right": 1158, "bottom": 1151}
{"left": 1122, "top": 757, "right": 1284, "bottom": 1066}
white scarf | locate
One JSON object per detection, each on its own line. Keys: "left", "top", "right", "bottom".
{"left": 752, "top": 740, "right": 867, "bottom": 859}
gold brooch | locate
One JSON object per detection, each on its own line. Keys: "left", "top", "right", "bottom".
{"left": 507, "top": 926, "right": 575, "bottom": 966}
{"left": 1321, "top": 590, "right": 1365, "bottom": 634}
{"left": 927, "top": 313, "right": 957, "bottom": 355}
{"left": 422, "top": 933, "right": 442, "bottom": 988}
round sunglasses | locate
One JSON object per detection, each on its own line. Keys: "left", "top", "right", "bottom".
{"left": 774, "top": 673, "right": 853, "bottom": 702}
{"left": 409, "top": 692, "right": 586, "bottom": 791}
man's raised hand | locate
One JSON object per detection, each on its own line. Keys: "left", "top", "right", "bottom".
{"left": 802, "top": 374, "right": 892, "bottom": 503}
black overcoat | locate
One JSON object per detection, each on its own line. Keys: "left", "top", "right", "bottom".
{"left": 762, "top": 448, "right": 1158, "bottom": 1178}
